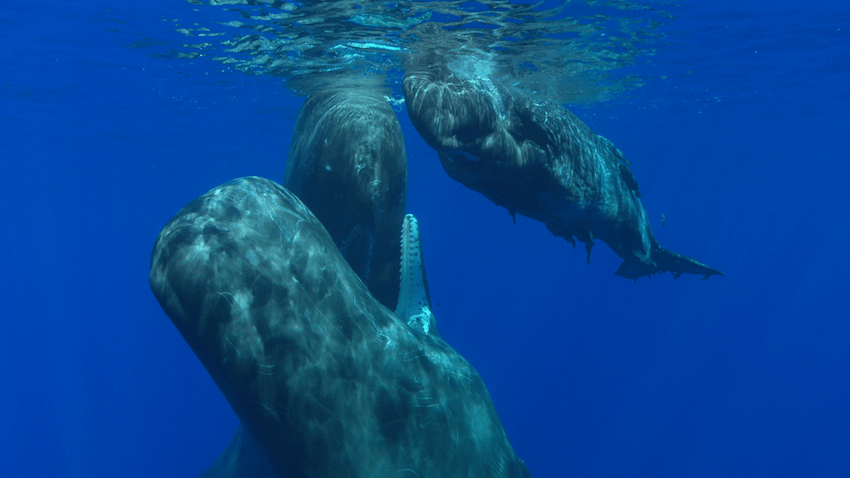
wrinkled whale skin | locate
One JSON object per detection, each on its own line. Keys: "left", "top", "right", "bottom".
{"left": 149, "top": 177, "right": 530, "bottom": 478}
{"left": 284, "top": 90, "right": 407, "bottom": 310}
{"left": 403, "top": 58, "right": 722, "bottom": 279}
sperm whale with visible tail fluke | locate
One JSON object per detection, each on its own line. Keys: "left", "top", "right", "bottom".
{"left": 403, "top": 53, "right": 723, "bottom": 280}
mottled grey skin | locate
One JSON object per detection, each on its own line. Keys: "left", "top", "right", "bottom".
{"left": 284, "top": 90, "right": 407, "bottom": 310}
{"left": 150, "top": 177, "right": 530, "bottom": 478}
{"left": 403, "top": 57, "right": 722, "bottom": 279}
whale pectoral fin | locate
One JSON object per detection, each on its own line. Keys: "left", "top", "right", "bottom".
{"left": 394, "top": 214, "right": 439, "bottom": 337}
{"left": 614, "top": 247, "right": 724, "bottom": 280}
{"left": 200, "top": 425, "right": 277, "bottom": 478}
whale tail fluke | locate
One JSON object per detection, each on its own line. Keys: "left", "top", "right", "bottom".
{"left": 615, "top": 246, "right": 725, "bottom": 280}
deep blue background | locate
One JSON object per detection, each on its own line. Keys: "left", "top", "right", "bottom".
{"left": 2, "top": 1, "right": 848, "bottom": 477}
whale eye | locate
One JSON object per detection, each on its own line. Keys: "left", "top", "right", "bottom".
{"left": 399, "top": 376, "right": 424, "bottom": 392}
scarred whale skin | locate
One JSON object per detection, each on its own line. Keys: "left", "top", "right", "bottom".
{"left": 403, "top": 55, "right": 723, "bottom": 280}
{"left": 284, "top": 90, "right": 407, "bottom": 310}
{"left": 149, "top": 177, "right": 530, "bottom": 478}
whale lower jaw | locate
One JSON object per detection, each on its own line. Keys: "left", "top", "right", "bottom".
{"left": 395, "top": 213, "right": 439, "bottom": 337}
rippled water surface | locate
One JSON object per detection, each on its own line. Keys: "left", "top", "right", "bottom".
{"left": 160, "top": 0, "right": 677, "bottom": 100}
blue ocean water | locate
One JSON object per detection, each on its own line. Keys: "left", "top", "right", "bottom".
{"left": 1, "top": 0, "right": 848, "bottom": 477}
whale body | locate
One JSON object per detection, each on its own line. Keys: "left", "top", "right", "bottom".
{"left": 403, "top": 53, "right": 723, "bottom": 280}
{"left": 149, "top": 177, "right": 530, "bottom": 478}
{"left": 284, "top": 90, "right": 407, "bottom": 310}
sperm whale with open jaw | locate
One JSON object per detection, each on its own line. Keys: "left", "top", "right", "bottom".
{"left": 149, "top": 177, "right": 530, "bottom": 478}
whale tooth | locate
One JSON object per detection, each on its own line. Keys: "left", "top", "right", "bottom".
{"left": 394, "top": 214, "right": 439, "bottom": 337}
